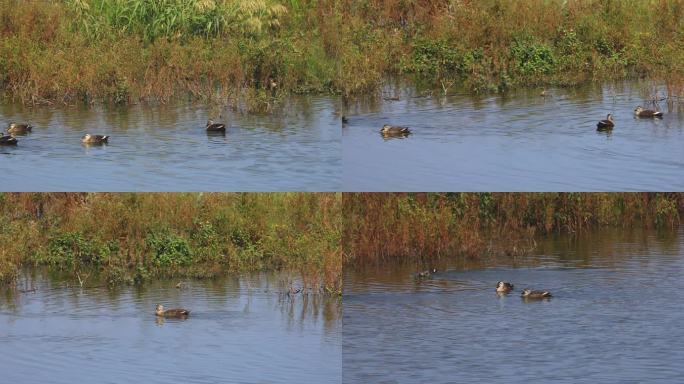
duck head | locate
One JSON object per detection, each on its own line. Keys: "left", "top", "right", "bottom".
{"left": 155, "top": 304, "right": 164, "bottom": 315}
{"left": 634, "top": 106, "right": 643, "bottom": 114}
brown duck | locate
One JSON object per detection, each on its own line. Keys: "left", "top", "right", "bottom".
{"left": 521, "top": 289, "right": 552, "bottom": 299}
{"left": 634, "top": 106, "right": 663, "bottom": 118}
{"left": 206, "top": 120, "right": 226, "bottom": 132}
{"left": 0, "top": 133, "right": 18, "bottom": 145}
{"left": 81, "top": 134, "right": 109, "bottom": 144}
{"left": 7, "top": 123, "right": 32, "bottom": 134}
{"left": 496, "top": 281, "right": 514, "bottom": 293}
{"left": 155, "top": 304, "right": 190, "bottom": 317}
{"left": 596, "top": 114, "right": 614, "bottom": 131}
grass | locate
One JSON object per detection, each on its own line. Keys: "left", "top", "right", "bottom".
{"left": 337, "top": 0, "right": 684, "bottom": 97}
{"left": 0, "top": 193, "right": 341, "bottom": 294}
{"left": 3, "top": 1, "right": 684, "bottom": 106}
{"left": 0, "top": 0, "right": 339, "bottom": 110}
{"left": 344, "top": 193, "right": 684, "bottom": 268}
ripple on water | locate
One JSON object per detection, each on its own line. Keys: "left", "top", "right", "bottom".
{"left": 343, "top": 230, "right": 684, "bottom": 383}
{"left": 343, "top": 81, "right": 684, "bottom": 191}
{"left": 0, "top": 273, "right": 341, "bottom": 384}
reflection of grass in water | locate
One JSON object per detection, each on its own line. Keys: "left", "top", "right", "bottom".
{"left": 0, "top": 193, "right": 341, "bottom": 294}
{"left": 344, "top": 193, "right": 683, "bottom": 268}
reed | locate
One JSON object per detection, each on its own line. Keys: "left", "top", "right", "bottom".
{"left": 344, "top": 193, "right": 684, "bottom": 267}
{"left": 0, "top": 193, "right": 341, "bottom": 293}
{"left": 3, "top": 1, "right": 684, "bottom": 104}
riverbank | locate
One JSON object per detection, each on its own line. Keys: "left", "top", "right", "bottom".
{"left": 3, "top": 1, "right": 684, "bottom": 108}
{"left": 344, "top": 193, "right": 684, "bottom": 267}
{"left": 340, "top": 0, "right": 684, "bottom": 97}
{"left": 0, "top": 0, "right": 340, "bottom": 111}
{"left": 0, "top": 193, "right": 341, "bottom": 293}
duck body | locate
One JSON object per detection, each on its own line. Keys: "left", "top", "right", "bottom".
{"left": 596, "top": 114, "right": 614, "bottom": 131}
{"left": 342, "top": 116, "right": 349, "bottom": 125}
{"left": 496, "top": 281, "right": 514, "bottom": 293}
{"left": 521, "top": 289, "right": 552, "bottom": 299}
{"left": 155, "top": 304, "right": 190, "bottom": 317}
{"left": 206, "top": 120, "right": 226, "bottom": 132}
{"left": 634, "top": 106, "right": 663, "bottom": 118}
{"left": 381, "top": 125, "right": 411, "bottom": 135}
{"left": 416, "top": 268, "right": 437, "bottom": 278}
{"left": 7, "top": 123, "right": 32, "bottom": 134}
{"left": 81, "top": 134, "right": 109, "bottom": 144}
{"left": 0, "top": 133, "right": 18, "bottom": 145}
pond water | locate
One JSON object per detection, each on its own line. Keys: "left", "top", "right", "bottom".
{"left": 0, "top": 272, "right": 341, "bottom": 384}
{"left": 343, "top": 81, "right": 684, "bottom": 191}
{"left": 343, "top": 228, "right": 684, "bottom": 383}
{"left": 0, "top": 97, "right": 340, "bottom": 191}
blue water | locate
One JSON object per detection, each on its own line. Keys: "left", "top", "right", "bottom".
{"left": 1, "top": 98, "right": 341, "bottom": 191}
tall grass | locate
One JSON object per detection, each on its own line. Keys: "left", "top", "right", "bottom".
{"left": 344, "top": 193, "right": 684, "bottom": 267}
{"left": 0, "top": 0, "right": 337, "bottom": 107}
{"left": 0, "top": 193, "right": 341, "bottom": 293}
{"left": 338, "top": 0, "right": 684, "bottom": 96}
{"left": 66, "top": 0, "right": 288, "bottom": 41}
{"left": 2, "top": 1, "right": 684, "bottom": 104}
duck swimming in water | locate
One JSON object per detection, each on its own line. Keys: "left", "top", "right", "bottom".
{"left": 155, "top": 304, "right": 190, "bottom": 317}
{"left": 634, "top": 106, "right": 663, "bottom": 118}
{"left": 521, "top": 289, "right": 552, "bottom": 299}
{"left": 206, "top": 119, "right": 226, "bottom": 132}
{"left": 7, "top": 123, "right": 32, "bottom": 134}
{"left": 416, "top": 268, "right": 437, "bottom": 278}
{"left": 380, "top": 125, "right": 411, "bottom": 135}
{"left": 496, "top": 281, "right": 514, "bottom": 293}
{"left": 0, "top": 133, "right": 18, "bottom": 145}
{"left": 596, "top": 114, "right": 614, "bottom": 131}
{"left": 81, "top": 134, "right": 109, "bottom": 144}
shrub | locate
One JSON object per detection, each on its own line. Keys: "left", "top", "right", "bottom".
{"left": 145, "top": 231, "right": 193, "bottom": 267}
{"left": 43, "top": 231, "right": 112, "bottom": 267}
{"left": 510, "top": 37, "right": 555, "bottom": 76}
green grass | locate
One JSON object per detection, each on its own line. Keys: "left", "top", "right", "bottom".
{"left": 0, "top": 193, "right": 341, "bottom": 293}
{"left": 3, "top": 0, "right": 684, "bottom": 105}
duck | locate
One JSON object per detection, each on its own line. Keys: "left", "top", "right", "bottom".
{"left": 634, "top": 106, "right": 663, "bottom": 118}
{"left": 206, "top": 120, "right": 226, "bottom": 132}
{"left": 81, "top": 134, "right": 109, "bottom": 144}
{"left": 155, "top": 304, "right": 190, "bottom": 317}
{"left": 7, "top": 123, "right": 32, "bottom": 134}
{"left": 268, "top": 77, "right": 278, "bottom": 91}
{"left": 596, "top": 114, "right": 614, "bottom": 131}
{"left": 0, "top": 133, "right": 18, "bottom": 145}
{"left": 416, "top": 268, "right": 437, "bottom": 278}
{"left": 539, "top": 89, "right": 550, "bottom": 98}
{"left": 341, "top": 116, "right": 349, "bottom": 125}
{"left": 496, "top": 281, "right": 514, "bottom": 293}
{"left": 380, "top": 124, "right": 411, "bottom": 135}
{"left": 521, "top": 289, "right": 552, "bottom": 299}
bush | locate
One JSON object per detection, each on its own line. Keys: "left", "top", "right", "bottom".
{"left": 510, "top": 37, "right": 555, "bottom": 76}
{"left": 146, "top": 231, "right": 193, "bottom": 267}
{"left": 43, "top": 231, "right": 113, "bottom": 267}
{"left": 403, "top": 39, "right": 465, "bottom": 77}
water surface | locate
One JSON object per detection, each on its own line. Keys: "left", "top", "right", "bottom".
{"left": 0, "top": 272, "right": 341, "bottom": 384}
{"left": 343, "top": 81, "right": 684, "bottom": 191}
{"left": 343, "top": 229, "right": 684, "bottom": 383}
{"left": 0, "top": 97, "right": 340, "bottom": 191}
